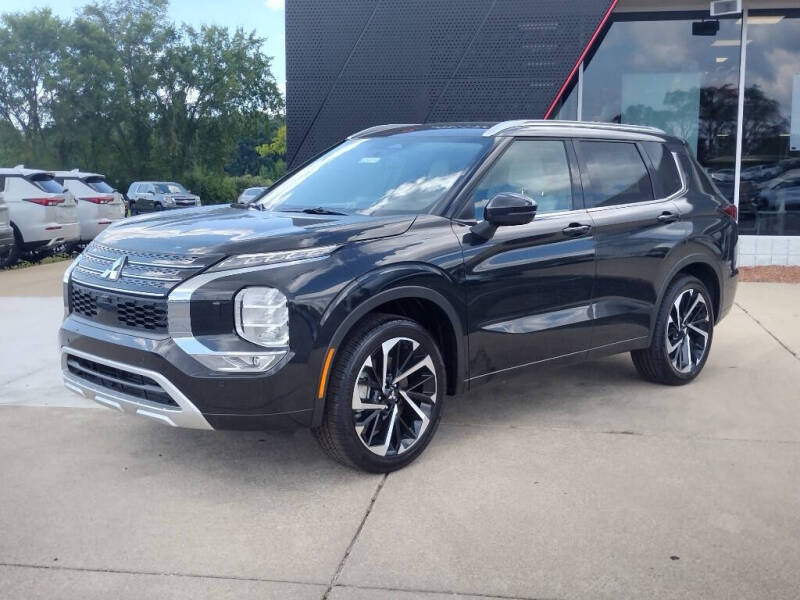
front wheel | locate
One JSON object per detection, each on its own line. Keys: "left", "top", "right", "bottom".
{"left": 313, "top": 315, "right": 445, "bottom": 472}
{"left": 631, "top": 275, "right": 714, "bottom": 385}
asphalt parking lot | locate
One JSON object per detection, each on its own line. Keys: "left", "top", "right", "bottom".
{"left": 1, "top": 262, "right": 799, "bottom": 599}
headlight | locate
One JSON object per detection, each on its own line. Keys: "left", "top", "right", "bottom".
{"left": 235, "top": 287, "right": 289, "bottom": 348}
{"left": 208, "top": 245, "right": 338, "bottom": 273}
{"left": 164, "top": 196, "right": 175, "bottom": 205}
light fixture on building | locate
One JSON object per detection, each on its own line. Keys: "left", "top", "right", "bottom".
{"left": 710, "top": 0, "right": 741, "bottom": 17}
{"left": 692, "top": 19, "right": 720, "bottom": 36}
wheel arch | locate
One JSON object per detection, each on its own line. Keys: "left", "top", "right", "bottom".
{"left": 313, "top": 271, "right": 466, "bottom": 428}
{"left": 657, "top": 252, "right": 722, "bottom": 325}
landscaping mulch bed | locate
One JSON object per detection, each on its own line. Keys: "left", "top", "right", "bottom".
{"left": 739, "top": 266, "right": 800, "bottom": 283}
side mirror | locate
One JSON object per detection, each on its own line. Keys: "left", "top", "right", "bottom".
{"left": 471, "top": 192, "right": 537, "bottom": 240}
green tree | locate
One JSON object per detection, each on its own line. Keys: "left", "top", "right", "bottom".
{"left": 0, "top": 9, "right": 67, "bottom": 164}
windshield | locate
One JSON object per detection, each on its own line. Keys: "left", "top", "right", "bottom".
{"left": 256, "top": 136, "right": 491, "bottom": 216}
{"left": 85, "top": 177, "right": 115, "bottom": 193}
{"left": 28, "top": 173, "right": 65, "bottom": 193}
{"left": 154, "top": 182, "right": 187, "bottom": 194}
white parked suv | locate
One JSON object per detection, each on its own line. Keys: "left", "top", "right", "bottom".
{"left": 0, "top": 166, "right": 79, "bottom": 266}
{"left": 54, "top": 170, "right": 126, "bottom": 244}
{"left": 126, "top": 181, "right": 200, "bottom": 214}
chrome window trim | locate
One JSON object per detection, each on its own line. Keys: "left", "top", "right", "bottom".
{"left": 61, "top": 346, "right": 212, "bottom": 430}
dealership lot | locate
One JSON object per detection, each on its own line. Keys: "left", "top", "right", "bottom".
{"left": 1, "top": 264, "right": 799, "bottom": 600}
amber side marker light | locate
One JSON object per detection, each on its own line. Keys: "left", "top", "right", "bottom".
{"left": 318, "top": 348, "right": 336, "bottom": 399}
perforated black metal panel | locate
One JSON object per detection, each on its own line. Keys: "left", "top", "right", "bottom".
{"left": 286, "top": 0, "right": 615, "bottom": 167}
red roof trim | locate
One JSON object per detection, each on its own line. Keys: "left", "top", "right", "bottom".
{"left": 543, "top": 0, "right": 618, "bottom": 119}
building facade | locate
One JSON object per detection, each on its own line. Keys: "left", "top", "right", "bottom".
{"left": 286, "top": 1, "right": 800, "bottom": 264}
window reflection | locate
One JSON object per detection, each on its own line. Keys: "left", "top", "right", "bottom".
{"left": 569, "top": 13, "right": 741, "bottom": 202}
{"left": 741, "top": 10, "right": 800, "bottom": 236}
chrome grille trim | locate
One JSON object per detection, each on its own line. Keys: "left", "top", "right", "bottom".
{"left": 72, "top": 242, "right": 221, "bottom": 298}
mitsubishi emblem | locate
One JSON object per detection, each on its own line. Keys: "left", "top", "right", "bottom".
{"left": 100, "top": 256, "right": 127, "bottom": 281}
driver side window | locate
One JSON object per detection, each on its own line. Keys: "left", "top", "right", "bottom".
{"left": 461, "top": 139, "right": 573, "bottom": 220}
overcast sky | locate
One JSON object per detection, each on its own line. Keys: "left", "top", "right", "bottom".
{"left": 1, "top": 0, "right": 287, "bottom": 94}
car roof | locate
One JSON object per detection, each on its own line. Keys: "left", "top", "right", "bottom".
{"left": 53, "top": 169, "right": 104, "bottom": 178}
{"left": 0, "top": 166, "right": 56, "bottom": 177}
{"left": 349, "top": 120, "right": 679, "bottom": 144}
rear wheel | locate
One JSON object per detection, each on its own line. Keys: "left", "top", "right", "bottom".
{"left": 631, "top": 275, "right": 714, "bottom": 385}
{"left": 128, "top": 201, "right": 137, "bottom": 215}
{"left": 313, "top": 315, "right": 445, "bottom": 472}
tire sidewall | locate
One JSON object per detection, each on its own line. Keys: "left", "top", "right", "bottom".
{"left": 659, "top": 276, "right": 714, "bottom": 382}
{"left": 330, "top": 319, "right": 446, "bottom": 472}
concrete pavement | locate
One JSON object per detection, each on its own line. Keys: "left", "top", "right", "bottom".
{"left": 1, "top": 268, "right": 799, "bottom": 599}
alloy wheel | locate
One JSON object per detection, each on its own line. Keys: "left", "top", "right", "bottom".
{"left": 352, "top": 336, "right": 437, "bottom": 457}
{"left": 665, "top": 288, "right": 710, "bottom": 374}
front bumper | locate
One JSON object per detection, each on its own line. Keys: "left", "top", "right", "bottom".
{"left": 59, "top": 314, "right": 317, "bottom": 430}
{"left": 62, "top": 346, "right": 212, "bottom": 429}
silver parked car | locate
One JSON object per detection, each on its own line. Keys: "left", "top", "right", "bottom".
{"left": 126, "top": 181, "right": 200, "bottom": 214}
{"left": 0, "top": 166, "right": 79, "bottom": 266}
{"left": 54, "top": 170, "right": 126, "bottom": 243}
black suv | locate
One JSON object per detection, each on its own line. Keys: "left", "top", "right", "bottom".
{"left": 60, "top": 121, "right": 738, "bottom": 472}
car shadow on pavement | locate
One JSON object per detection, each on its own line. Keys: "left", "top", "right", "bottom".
{"left": 91, "top": 354, "right": 641, "bottom": 479}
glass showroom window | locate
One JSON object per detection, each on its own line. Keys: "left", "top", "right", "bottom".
{"left": 562, "top": 13, "right": 742, "bottom": 203}
{"left": 740, "top": 10, "right": 800, "bottom": 236}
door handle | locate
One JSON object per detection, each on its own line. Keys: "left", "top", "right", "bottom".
{"left": 657, "top": 211, "right": 679, "bottom": 224}
{"left": 562, "top": 223, "right": 591, "bottom": 236}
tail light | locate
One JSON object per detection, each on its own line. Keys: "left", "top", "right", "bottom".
{"left": 721, "top": 204, "right": 738, "bottom": 220}
{"left": 24, "top": 197, "right": 65, "bottom": 206}
{"left": 81, "top": 196, "right": 114, "bottom": 204}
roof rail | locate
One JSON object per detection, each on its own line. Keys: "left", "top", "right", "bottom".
{"left": 483, "top": 119, "right": 666, "bottom": 137}
{"left": 348, "top": 124, "right": 419, "bottom": 139}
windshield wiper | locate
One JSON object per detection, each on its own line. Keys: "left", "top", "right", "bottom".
{"left": 282, "top": 207, "right": 348, "bottom": 216}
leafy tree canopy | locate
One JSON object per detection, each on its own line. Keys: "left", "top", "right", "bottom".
{"left": 0, "top": 0, "right": 285, "bottom": 203}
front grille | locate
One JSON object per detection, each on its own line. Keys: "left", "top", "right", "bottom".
{"left": 71, "top": 286, "right": 98, "bottom": 318}
{"left": 70, "top": 284, "right": 168, "bottom": 332}
{"left": 70, "top": 242, "right": 221, "bottom": 298}
{"left": 66, "top": 355, "right": 178, "bottom": 407}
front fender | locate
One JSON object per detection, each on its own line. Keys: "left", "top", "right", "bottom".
{"left": 310, "top": 263, "right": 467, "bottom": 427}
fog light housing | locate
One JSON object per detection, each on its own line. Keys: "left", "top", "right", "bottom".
{"left": 191, "top": 351, "right": 285, "bottom": 373}
{"left": 234, "top": 287, "right": 289, "bottom": 348}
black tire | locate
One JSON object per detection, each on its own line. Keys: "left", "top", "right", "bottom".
{"left": 154, "top": 203, "right": 163, "bottom": 211}
{"left": 0, "top": 226, "right": 22, "bottom": 269}
{"left": 128, "top": 201, "right": 137, "bottom": 216}
{"left": 312, "top": 314, "right": 446, "bottom": 472}
{"left": 631, "top": 275, "right": 714, "bottom": 385}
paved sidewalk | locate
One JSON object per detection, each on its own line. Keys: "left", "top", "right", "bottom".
{"left": 1, "top": 270, "right": 799, "bottom": 599}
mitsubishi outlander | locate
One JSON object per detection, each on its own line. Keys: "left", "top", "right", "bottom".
{"left": 60, "top": 121, "right": 738, "bottom": 472}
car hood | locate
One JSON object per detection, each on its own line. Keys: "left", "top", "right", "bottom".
{"left": 94, "top": 205, "right": 416, "bottom": 256}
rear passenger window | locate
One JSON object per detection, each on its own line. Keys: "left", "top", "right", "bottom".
{"left": 579, "top": 141, "right": 654, "bottom": 208}
{"left": 642, "top": 142, "right": 682, "bottom": 197}
{"left": 462, "top": 139, "right": 573, "bottom": 220}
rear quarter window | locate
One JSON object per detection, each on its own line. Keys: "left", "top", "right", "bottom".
{"left": 642, "top": 142, "right": 683, "bottom": 197}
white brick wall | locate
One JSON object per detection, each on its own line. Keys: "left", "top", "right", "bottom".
{"left": 738, "top": 235, "right": 800, "bottom": 267}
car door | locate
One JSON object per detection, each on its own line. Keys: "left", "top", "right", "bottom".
{"left": 141, "top": 184, "right": 155, "bottom": 211}
{"left": 575, "top": 139, "right": 685, "bottom": 352}
{"left": 454, "top": 138, "right": 596, "bottom": 383}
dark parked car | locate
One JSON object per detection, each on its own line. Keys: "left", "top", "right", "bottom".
{"left": 60, "top": 121, "right": 738, "bottom": 472}
{"left": 125, "top": 181, "right": 200, "bottom": 214}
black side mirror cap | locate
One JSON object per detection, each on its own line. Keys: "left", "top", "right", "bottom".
{"left": 471, "top": 193, "right": 537, "bottom": 240}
